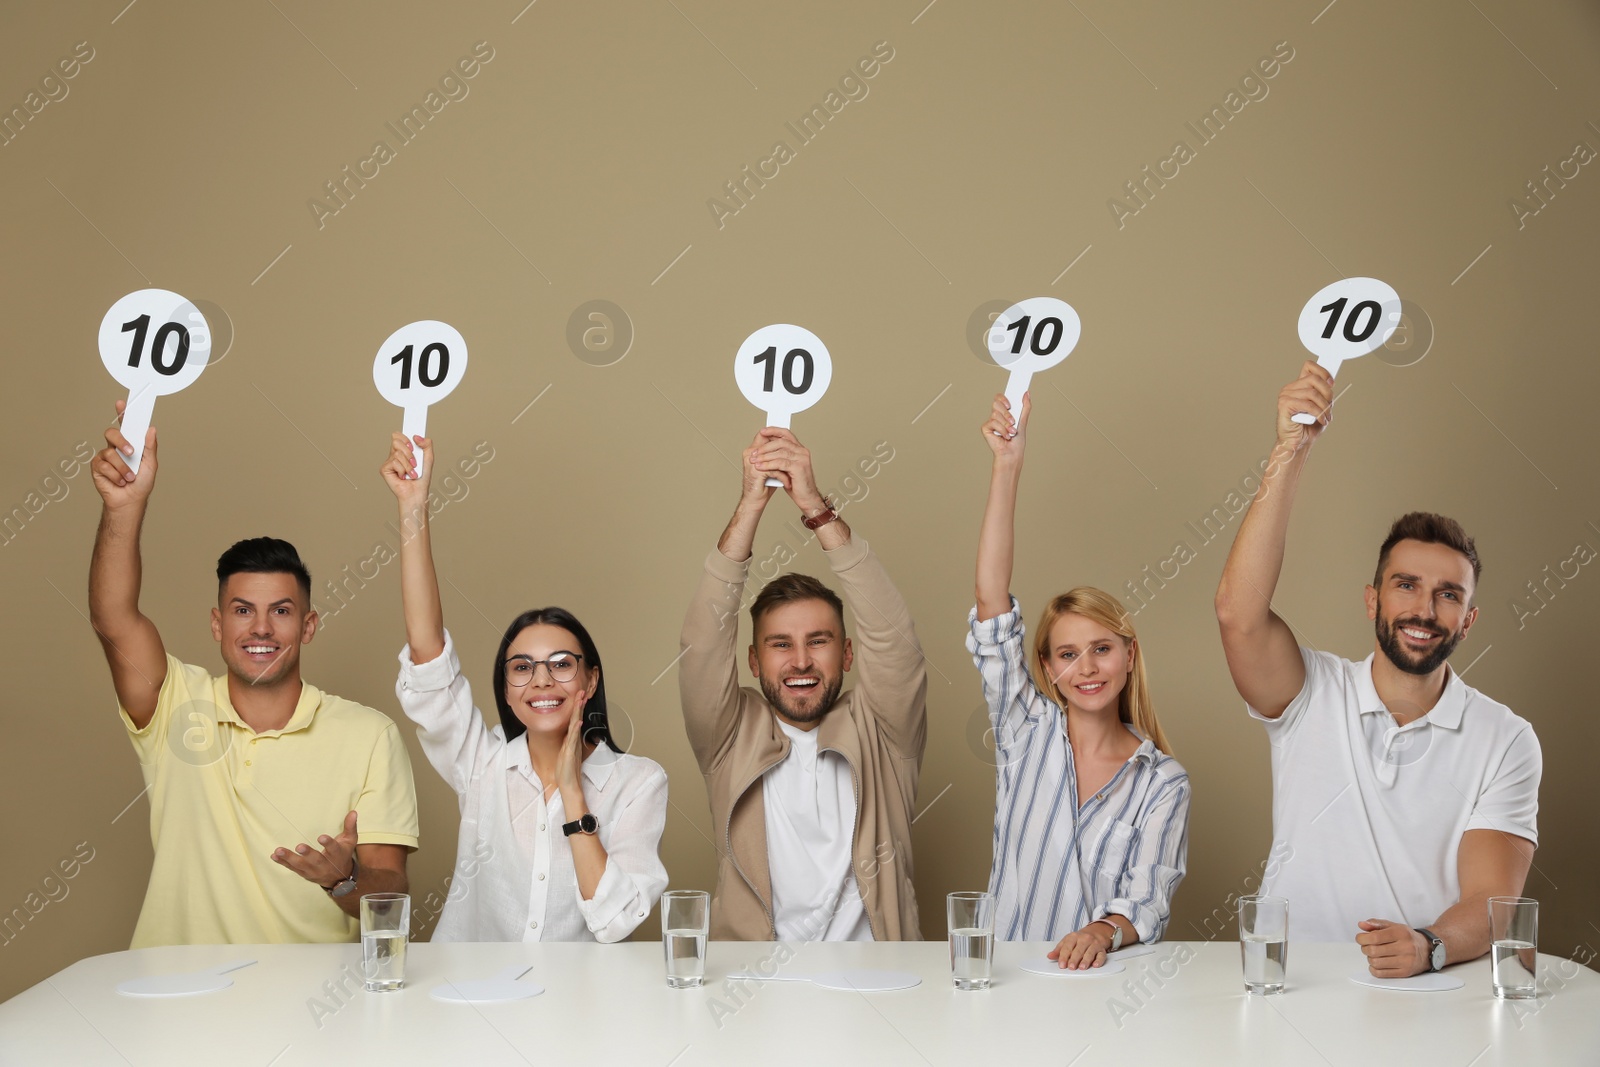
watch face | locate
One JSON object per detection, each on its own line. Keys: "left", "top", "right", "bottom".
{"left": 1431, "top": 941, "right": 1446, "bottom": 970}
{"left": 580, "top": 814, "right": 598, "bottom": 834}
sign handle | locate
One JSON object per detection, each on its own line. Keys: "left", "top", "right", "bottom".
{"left": 1290, "top": 355, "right": 1344, "bottom": 424}
{"left": 403, "top": 405, "right": 429, "bottom": 476}
{"left": 762, "top": 410, "right": 791, "bottom": 487}
{"left": 120, "top": 385, "right": 158, "bottom": 474}
{"left": 1003, "top": 369, "right": 1035, "bottom": 427}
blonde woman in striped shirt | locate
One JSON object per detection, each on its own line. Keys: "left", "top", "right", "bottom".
{"left": 967, "top": 392, "right": 1191, "bottom": 970}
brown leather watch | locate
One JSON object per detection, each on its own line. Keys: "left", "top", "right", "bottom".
{"left": 802, "top": 502, "right": 840, "bottom": 530}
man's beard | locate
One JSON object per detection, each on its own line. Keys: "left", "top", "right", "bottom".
{"left": 759, "top": 674, "right": 844, "bottom": 725}
{"left": 1375, "top": 612, "right": 1463, "bottom": 676}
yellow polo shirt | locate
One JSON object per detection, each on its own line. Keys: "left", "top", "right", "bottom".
{"left": 121, "top": 656, "right": 420, "bottom": 947}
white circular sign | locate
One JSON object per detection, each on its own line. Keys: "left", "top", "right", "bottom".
{"left": 372, "top": 320, "right": 468, "bottom": 409}
{"left": 1296, "top": 277, "right": 1401, "bottom": 368}
{"left": 97, "top": 289, "right": 213, "bottom": 395}
{"left": 734, "top": 324, "right": 832, "bottom": 420}
{"left": 986, "top": 297, "right": 1081, "bottom": 372}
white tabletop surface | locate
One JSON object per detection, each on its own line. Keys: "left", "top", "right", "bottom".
{"left": 3, "top": 939, "right": 1595, "bottom": 1066}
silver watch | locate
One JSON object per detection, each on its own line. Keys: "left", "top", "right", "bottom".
{"left": 324, "top": 853, "right": 360, "bottom": 898}
{"left": 1094, "top": 919, "right": 1124, "bottom": 953}
{"left": 1416, "top": 927, "right": 1445, "bottom": 972}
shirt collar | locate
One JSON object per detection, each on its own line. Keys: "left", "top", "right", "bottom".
{"left": 581, "top": 744, "right": 620, "bottom": 789}
{"left": 1356, "top": 652, "right": 1467, "bottom": 731}
{"left": 1061, "top": 721, "right": 1161, "bottom": 764}
{"left": 212, "top": 677, "right": 323, "bottom": 735}
{"left": 1127, "top": 728, "right": 1159, "bottom": 765}
{"left": 504, "top": 732, "right": 620, "bottom": 789}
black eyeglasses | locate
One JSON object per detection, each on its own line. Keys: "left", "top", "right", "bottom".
{"left": 504, "top": 652, "right": 584, "bottom": 686}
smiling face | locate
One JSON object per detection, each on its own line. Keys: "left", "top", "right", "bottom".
{"left": 1366, "top": 539, "right": 1478, "bottom": 676}
{"left": 1039, "top": 611, "right": 1134, "bottom": 716}
{"left": 211, "top": 572, "right": 317, "bottom": 689}
{"left": 748, "top": 598, "right": 853, "bottom": 730}
{"left": 502, "top": 623, "right": 599, "bottom": 740}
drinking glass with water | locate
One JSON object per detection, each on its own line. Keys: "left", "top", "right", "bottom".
{"left": 662, "top": 890, "right": 709, "bottom": 989}
{"left": 360, "top": 893, "right": 410, "bottom": 992}
{"left": 1489, "top": 896, "right": 1538, "bottom": 1000}
{"left": 1238, "top": 895, "right": 1287, "bottom": 995}
{"left": 948, "top": 891, "right": 995, "bottom": 990}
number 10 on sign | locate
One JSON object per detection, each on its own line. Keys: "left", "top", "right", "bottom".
{"left": 734, "top": 324, "right": 833, "bottom": 487}
{"left": 372, "top": 320, "right": 468, "bottom": 477}
{"left": 1292, "top": 277, "right": 1401, "bottom": 425}
{"left": 97, "top": 289, "right": 214, "bottom": 474}
{"left": 986, "top": 297, "right": 1081, "bottom": 416}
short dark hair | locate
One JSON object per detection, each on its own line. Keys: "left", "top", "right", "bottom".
{"left": 216, "top": 537, "right": 312, "bottom": 601}
{"left": 491, "top": 607, "right": 624, "bottom": 753}
{"left": 749, "top": 573, "right": 846, "bottom": 635}
{"left": 1374, "top": 512, "right": 1481, "bottom": 594}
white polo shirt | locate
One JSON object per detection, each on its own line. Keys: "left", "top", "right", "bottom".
{"left": 1250, "top": 649, "right": 1540, "bottom": 943}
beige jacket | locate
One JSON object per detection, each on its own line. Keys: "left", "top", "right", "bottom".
{"left": 678, "top": 535, "right": 928, "bottom": 941}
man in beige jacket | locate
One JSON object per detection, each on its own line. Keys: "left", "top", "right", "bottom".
{"left": 678, "top": 428, "right": 927, "bottom": 941}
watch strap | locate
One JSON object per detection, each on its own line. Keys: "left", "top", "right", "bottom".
{"left": 1416, "top": 927, "right": 1444, "bottom": 971}
{"left": 562, "top": 813, "right": 598, "bottom": 837}
{"left": 802, "top": 503, "right": 840, "bottom": 530}
{"left": 324, "top": 852, "right": 360, "bottom": 897}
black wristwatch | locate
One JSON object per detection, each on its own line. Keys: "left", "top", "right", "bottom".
{"left": 323, "top": 853, "right": 360, "bottom": 898}
{"left": 562, "top": 813, "right": 599, "bottom": 837}
{"left": 1416, "top": 927, "right": 1445, "bottom": 972}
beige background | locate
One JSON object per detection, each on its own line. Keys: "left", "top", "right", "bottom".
{"left": 3, "top": 0, "right": 1598, "bottom": 1002}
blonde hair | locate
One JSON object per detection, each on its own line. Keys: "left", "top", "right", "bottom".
{"left": 1029, "top": 586, "right": 1173, "bottom": 755}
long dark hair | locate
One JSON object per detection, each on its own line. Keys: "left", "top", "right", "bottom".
{"left": 491, "top": 607, "right": 623, "bottom": 753}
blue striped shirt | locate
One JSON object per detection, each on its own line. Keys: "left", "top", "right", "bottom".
{"left": 966, "top": 600, "right": 1191, "bottom": 943}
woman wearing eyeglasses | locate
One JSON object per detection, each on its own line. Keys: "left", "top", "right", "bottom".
{"left": 381, "top": 433, "right": 668, "bottom": 942}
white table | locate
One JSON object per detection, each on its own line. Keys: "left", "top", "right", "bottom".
{"left": 3, "top": 940, "right": 1596, "bottom": 1066}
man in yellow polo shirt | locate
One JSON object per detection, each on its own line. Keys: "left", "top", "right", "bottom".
{"left": 89, "top": 405, "right": 419, "bottom": 946}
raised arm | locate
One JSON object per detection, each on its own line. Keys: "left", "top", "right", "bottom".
{"left": 717, "top": 429, "right": 783, "bottom": 561}
{"left": 1214, "top": 363, "right": 1333, "bottom": 718}
{"left": 976, "top": 392, "right": 1029, "bottom": 622}
{"left": 381, "top": 433, "right": 444, "bottom": 665}
{"left": 384, "top": 434, "right": 500, "bottom": 786}
{"left": 88, "top": 401, "right": 168, "bottom": 728}
{"left": 760, "top": 428, "right": 925, "bottom": 753}
{"left": 752, "top": 427, "right": 851, "bottom": 551}
{"left": 678, "top": 431, "right": 780, "bottom": 771}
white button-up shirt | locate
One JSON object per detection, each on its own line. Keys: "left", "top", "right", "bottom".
{"left": 762, "top": 719, "right": 873, "bottom": 941}
{"left": 1250, "top": 649, "right": 1541, "bottom": 942}
{"left": 396, "top": 631, "right": 669, "bottom": 943}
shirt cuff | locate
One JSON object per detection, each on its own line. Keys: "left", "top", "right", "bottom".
{"left": 823, "top": 532, "right": 869, "bottom": 572}
{"left": 356, "top": 831, "right": 420, "bottom": 850}
{"left": 706, "top": 545, "right": 752, "bottom": 584}
{"left": 574, "top": 861, "right": 643, "bottom": 943}
{"left": 398, "top": 630, "right": 462, "bottom": 693}
{"left": 967, "top": 599, "right": 1024, "bottom": 647}
{"left": 1099, "top": 901, "right": 1163, "bottom": 946}
{"left": 1464, "top": 816, "right": 1538, "bottom": 847}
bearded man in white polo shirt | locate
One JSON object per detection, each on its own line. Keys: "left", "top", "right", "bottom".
{"left": 1214, "top": 363, "right": 1541, "bottom": 978}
